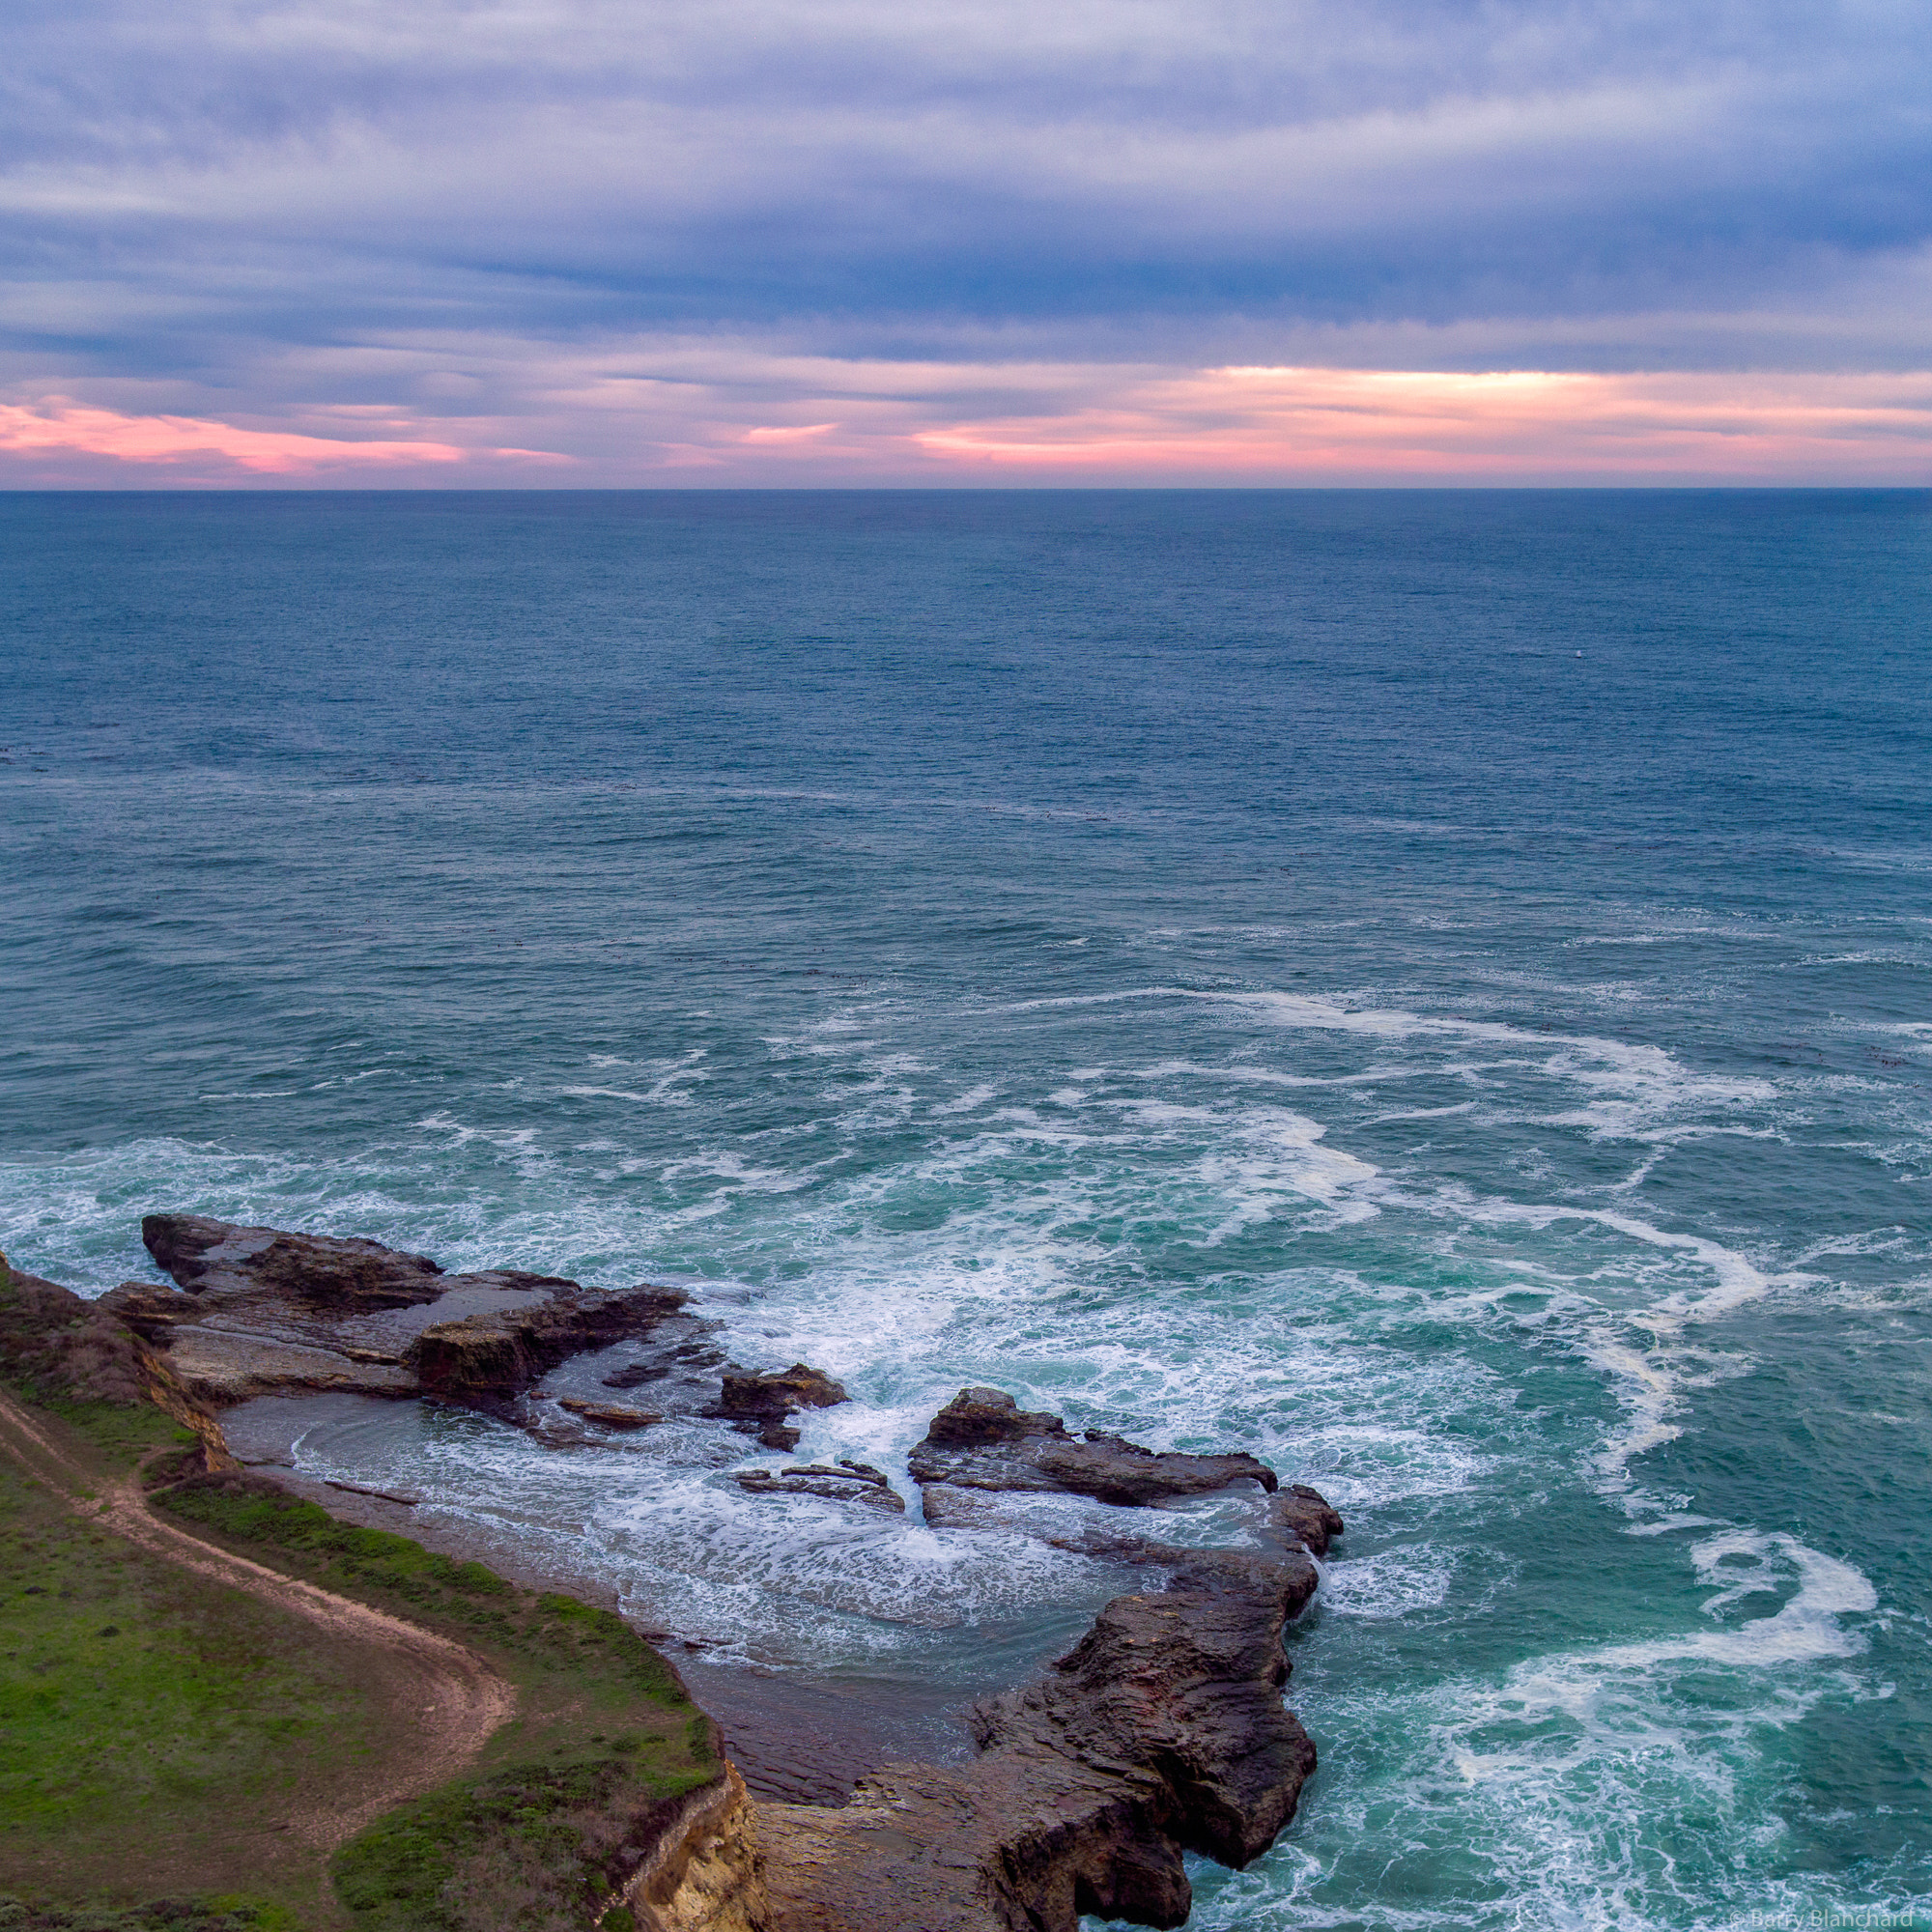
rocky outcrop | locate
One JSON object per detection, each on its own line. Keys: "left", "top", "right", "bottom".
{"left": 560, "top": 1399, "right": 664, "bottom": 1431}
{"left": 45, "top": 1222, "right": 1348, "bottom": 1932}
{"left": 116, "top": 1214, "right": 688, "bottom": 1409}
{"left": 753, "top": 1541, "right": 1322, "bottom": 1932}
{"left": 734, "top": 1463, "right": 905, "bottom": 1514}
{"left": 711, "top": 1364, "right": 848, "bottom": 1451}
{"left": 740, "top": 1389, "right": 1339, "bottom": 1931}
{"left": 406, "top": 1285, "right": 687, "bottom": 1401}
{"left": 909, "top": 1387, "right": 1278, "bottom": 1509}
{"left": 1270, "top": 1484, "right": 1346, "bottom": 1556}
{"left": 143, "top": 1212, "right": 449, "bottom": 1308}
{"left": 0, "top": 1256, "right": 235, "bottom": 1471}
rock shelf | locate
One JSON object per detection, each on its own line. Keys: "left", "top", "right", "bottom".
{"left": 909, "top": 1384, "right": 1280, "bottom": 1508}
{"left": 118, "top": 1213, "right": 691, "bottom": 1410}
{"left": 754, "top": 1386, "right": 1335, "bottom": 1932}
{"left": 61, "top": 1218, "right": 1345, "bottom": 1931}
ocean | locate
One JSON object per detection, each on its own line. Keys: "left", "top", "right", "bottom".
{"left": 3, "top": 488, "right": 1929, "bottom": 1930}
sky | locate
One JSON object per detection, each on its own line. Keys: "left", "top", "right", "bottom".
{"left": 4, "top": 0, "right": 1930, "bottom": 485}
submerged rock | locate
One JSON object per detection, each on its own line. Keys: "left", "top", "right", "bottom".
{"left": 909, "top": 1386, "right": 1279, "bottom": 1508}
{"left": 601, "top": 1361, "right": 667, "bottom": 1390}
{"left": 557, "top": 1398, "right": 664, "bottom": 1431}
{"left": 734, "top": 1463, "right": 906, "bottom": 1514}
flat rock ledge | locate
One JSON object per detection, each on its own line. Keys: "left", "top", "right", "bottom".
{"left": 909, "top": 1386, "right": 1279, "bottom": 1508}
{"left": 109, "top": 1213, "right": 688, "bottom": 1408}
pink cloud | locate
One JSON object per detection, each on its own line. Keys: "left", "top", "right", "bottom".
{"left": 523, "top": 346, "right": 1932, "bottom": 482}
{"left": 9, "top": 361, "right": 1929, "bottom": 487}
{"left": 907, "top": 366, "right": 1932, "bottom": 481}
{"left": 0, "top": 397, "right": 565, "bottom": 477}
{"left": 741, "top": 422, "right": 839, "bottom": 442}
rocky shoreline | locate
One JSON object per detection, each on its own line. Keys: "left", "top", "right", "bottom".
{"left": 45, "top": 1216, "right": 1344, "bottom": 1932}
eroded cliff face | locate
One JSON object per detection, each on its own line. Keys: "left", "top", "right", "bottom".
{"left": 0, "top": 1256, "right": 236, "bottom": 1471}
{"left": 619, "top": 1765, "right": 769, "bottom": 1932}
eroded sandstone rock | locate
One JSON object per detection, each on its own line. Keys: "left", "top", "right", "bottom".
{"left": 909, "top": 1386, "right": 1279, "bottom": 1509}
{"left": 123, "top": 1213, "right": 687, "bottom": 1409}
{"left": 711, "top": 1363, "right": 848, "bottom": 1451}
{"left": 0, "top": 1262, "right": 235, "bottom": 1471}
{"left": 619, "top": 1764, "right": 768, "bottom": 1932}
{"left": 143, "top": 1212, "right": 448, "bottom": 1308}
{"left": 753, "top": 1542, "right": 1321, "bottom": 1932}
{"left": 407, "top": 1285, "right": 685, "bottom": 1401}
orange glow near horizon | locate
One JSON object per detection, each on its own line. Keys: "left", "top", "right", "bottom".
{"left": 4, "top": 367, "right": 1930, "bottom": 483}
{"left": 908, "top": 366, "right": 1932, "bottom": 479}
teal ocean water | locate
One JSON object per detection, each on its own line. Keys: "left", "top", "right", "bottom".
{"left": 4, "top": 490, "right": 1930, "bottom": 1930}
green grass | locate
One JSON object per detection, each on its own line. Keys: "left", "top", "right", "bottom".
{"left": 156, "top": 1479, "right": 693, "bottom": 1710}
{"left": 331, "top": 1744, "right": 709, "bottom": 1932}
{"left": 0, "top": 1454, "right": 390, "bottom": 1924}
{"left": 152, "top": 1475, "right": 719, "bottom": 1932}
{"left": 0, "top": 1896, "right": 301, "bottom": 1932}
{"left": 0, "top": 1261, "right": 721, "bottom": 1932}
{"left": 43, "top": 1401, "right": 197, "bottom": 1471}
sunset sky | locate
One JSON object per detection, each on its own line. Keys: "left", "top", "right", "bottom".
{"left": 5, "top": 0, "right": 1930, "bottom": 485}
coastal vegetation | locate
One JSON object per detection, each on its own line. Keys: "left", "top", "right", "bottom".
{"left": 0, "top": 1258, "right": 718, "bottom": 1932}
{"left": 157, "top": 1475, "right": 717, "bottom": 1932}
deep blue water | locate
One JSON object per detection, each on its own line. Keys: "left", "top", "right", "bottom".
{"left": 5, "top": 490, "right": 1931, "bottom": 1930}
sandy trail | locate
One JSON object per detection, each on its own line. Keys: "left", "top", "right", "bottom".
{"left": 0, "top": 1385, "right": 517, "bottom": 1846}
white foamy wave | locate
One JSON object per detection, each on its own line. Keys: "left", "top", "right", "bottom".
{"left": 931, "top": 1082, "right": 1000, "bottom": 1116}
{"left": 998, "top": 985, "right": 1779, "bottom": 1145}
{"left": 1319, "top": 1544, "right": 1458, "bottom": 1621}
{"left": 1380, "top": 1183, "right": 1792, "bottom": 1501}
{"left": 1189, "top": 1532, "right": 1882, "bottom": 1932}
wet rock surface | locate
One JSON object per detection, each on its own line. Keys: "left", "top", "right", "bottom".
{"left": 748, "top": 1388, "right": 1341, "bottom": 1931}
{"left": 734, "top": 1462, "right": 906, "bottom": 1514}
{"left": 1270, "top": 1483, "right": 1347, "bottom": 1556}
{"left": 122, "top": 1213, "right": 688, "bottom": 1409}
{"left": 909, "top": 1385, "right": 1280, "bottom": 1509}
{"left": 557, "top": 1398, "right": 664, "bottom": 1430}
{"left": 710, "top": 1362, "right": 849, "bottom": 1450}
{"left": 754, "top": 1536, "right": 1326, "bottom": 1932}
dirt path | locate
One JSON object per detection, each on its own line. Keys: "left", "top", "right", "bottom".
{"left": 0, "top": 1386, "right": 517, "bottom": 1847}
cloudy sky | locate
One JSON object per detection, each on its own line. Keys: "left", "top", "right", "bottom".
{"left": 4, "top": 0, "right": 1929, "bottom": 483}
